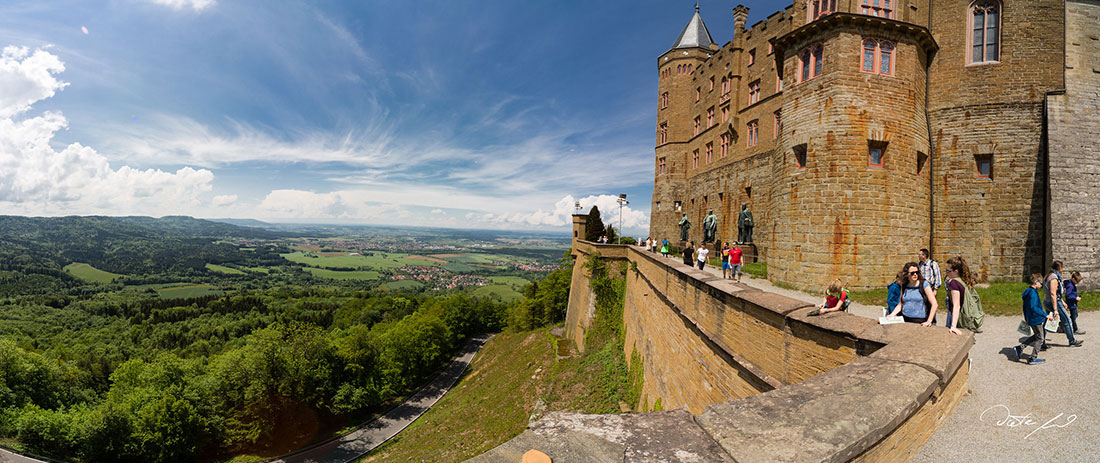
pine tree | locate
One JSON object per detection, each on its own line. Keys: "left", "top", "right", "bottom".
{"left": 585, "top": 206, "right": 605, "bottom": 242}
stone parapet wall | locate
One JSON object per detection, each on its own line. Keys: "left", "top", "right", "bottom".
{"left": 477, "top": 242, "right": 973, "bottom": 462}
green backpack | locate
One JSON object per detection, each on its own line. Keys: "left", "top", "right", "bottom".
{"left": 950, "top": 277, "right": 985, "bottom": 332}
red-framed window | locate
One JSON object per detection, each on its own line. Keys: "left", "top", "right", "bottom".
{"left": 722, "top": 77, "right": 730, "bottom": 95}
{"left": 707, "top": 107, "right": 715, "bottom": 128}
{"left": 748, "top": 80, "right": 760, "bottom": 105}
{"left": 861, "top": 0, "right": 893, "bottom": 18}
{"left": 748, "top": 49, "right": 756, "bottom": 66}
{"left": 658, "top": 122, "right": 668, "bottom": 144}
{"left": 747, "top": 120, "right": 759, "bottom": 147}
{"left": 706, "top": 142, "right": 713, "bottom": 163}
{"left": 660, "top": 92, "right": 669, "bottom": 109}
{"left": 768, "top": 42, "right": 774, "bottom": 55}
{"left": 658, "top": 157, "right": 667, "bottom": 175}
{"left": 968, "top": 1, "right": 1000, "bottom": 64}
{"left": 975, "top": 154, "right": 993, "bottom": 179}
{"left": 799, "top": 44, "right": 824, "bottom": 82}
{"left": 861, "top": 39, "right": 894, "bottom": 76}
{"left": 696, "top": 87, "right": 701, "bottom": 101}
{"left": 774, "top": 110, "right": 782, "bottom": 138}
{"left": 693, "top": 150, "right": 700, "bottom": 169}
{"left": 808, "top": 0, "right": 837, "bottom": 21}
{"left": 694, "top": 117, "right": 701, "bottom": 136}
{"left": 710, "top": 76, "right": 715, "bottom": 91}
{"left": 868, "top": 141, "right": 888, "bottom": 167}
{"left": 794, "top": 145, "right": 808, "bottom": 169}
{"left": 720, "top": 133, "right": 729, "bottom": 158}
{"left": 721, "top": 106, "right": 729, "bottom": 123}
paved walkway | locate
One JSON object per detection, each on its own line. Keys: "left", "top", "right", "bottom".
{"left": 0, "top": 449, "right": 45, "bottom": 463}
{"left": 668, "top": 252, "right": 1098, "bottom": 462}
{"left": 273, "top": 333, "right": 492, "bottom": 463}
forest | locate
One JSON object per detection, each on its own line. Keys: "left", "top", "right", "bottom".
{"left": 0, "top": 216, "right": 573, "bottom": 462}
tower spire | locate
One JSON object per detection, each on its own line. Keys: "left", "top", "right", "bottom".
{"left": 671, "top": 5, "right": 715, "bottom": 50}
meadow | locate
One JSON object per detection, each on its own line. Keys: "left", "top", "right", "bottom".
{"left": 63, "top": 262, "right": 124, "bottom": 283}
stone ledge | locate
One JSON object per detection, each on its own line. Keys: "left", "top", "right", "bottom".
{"left": 864, "top": 322, "right": 973, "bottom": 385}
{"left": 469, "top": 410, "right": 736, "bottom": 463}
{"left": 694, "top": 357, "right": 938, "bottom": 463}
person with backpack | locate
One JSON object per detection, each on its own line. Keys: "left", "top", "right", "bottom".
{"left": 943, "top": 256, "right": 983, "bottom": 335}
{"left": 661, "top": 238, "right": 670, "bottom": 257}
{"left": 810, "top": 278, "right": 849, "bottom": 316}
{"left": 888, "top": 261, "right": 938, "bottom": 326}
{"left": 1015, "top": 273, "right": 1055, "bottom": 364}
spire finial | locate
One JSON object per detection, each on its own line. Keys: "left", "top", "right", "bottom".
{"left": 695, "top": 2, "right": 700, "bottom": 13}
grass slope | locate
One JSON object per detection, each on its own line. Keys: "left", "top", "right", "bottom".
{"left": 64, "top": 262, "right": 123, "bottom": 283}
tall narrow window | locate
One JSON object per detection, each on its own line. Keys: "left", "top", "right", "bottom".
{"left": 748, "top": 49, "right": 756, "bottom": 66}
{"left": 658, "top": 157, "right": 667, "bottom": 175}
{"left": 774, "top": 110, "right": 782, "bottom": 138}
{"left": 801, "top": 50, "right": 811, "bottom": 82}
{"left": 720, "top": 133, "right": 729, "bottom": 158}
{"left": 694, "top": 117, "right": 701, "bottom": 136}
{"left": 861, "top": 0, "right": 893, "bottom": 18}
{"left": 706, "top": 142, "right": 713, "bottom": 163}
{"left": 721, "top": 106, "right": 729, "bottom": 123}
{"left": 747, "top": 121, "right": 759, "bottom": 147}
{"left": 975, "top": 154, "right": 993, "bottom": 179}
{"left": 693, "top": 150, "right": 700, "bottom": 168}
{"left": 658, "top": 122, "right": 668, "bottom": 144}
{"left": 794, "top": 145, "right": 808, "bottom": 169}
{"left": 776, "top": 70, "right": 783, "bottom": 92}
{"left": 917, "top": 151, "right": 928, "bottom": 176}
{"left": 861, "top": 39, "right": 895, "bottom": 76}
{"left": 813, "top": 45, "right": 824, "bottom": 77}
{"left": 969, "top": 1, "right": 1000, "bottom": 64}
{"left": 748, "top": 80, "right": 760, "bottom": 105}
{"left": 707, "top": 107, "right": 715, "bottom": 127}
{"left": 722, "top": 77, "right": 729, "bottom": 95}
{"left": 661, "top": 92, "right": 669, "bottom": 109}
{"left": 800, "top": 44, "right": 824, "bottom": 82}
{"left": 710, "top": 76, "right": 715, "bottom": 91}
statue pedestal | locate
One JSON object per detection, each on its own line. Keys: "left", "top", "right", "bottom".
{"left": 736, "top": 243, "right": 758, "bottom": 263}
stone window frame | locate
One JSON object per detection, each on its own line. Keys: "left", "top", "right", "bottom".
{"left": 807, "top": 0, "right": 837, "bottom": 23}
{"left": 748, "top": 80, "right": 761, "bottom": 105}
{"left": 658, "top": 122, "right": 668, "bottom": 144}
{"left": 794, "top": 144, "right": 808, "bottom": 170}
{"left": 861, "top": 0, "right": 893, "bottom": 19}
{"left": 693, "top": 149, "right": 700, "bottom": 169}
{"left": 661, "top": 92, "right": 669, "bottom": 109}
{"left": 694, "top": 117, "right": 701, "bottom": 136}
{"left": 706, "top": 142, "right": 714, "bottom": 164}
{"left": 658, "top": 156, "right": 667, "bottom": 175}
{"left": 967, "top": 1, "right": 1001, "bottom": 65}
{"left": 707, "top": 107, "right": 715, "bottom": 128}
{"left": 861, "top": 39, "right": 895, "bottom": 76}
{"left": 868, "top": 140, "right": 888, "bottom": 168}
{"left": 675, "top": 201, "right": 682, "bottom": 211}
{"left": 799, "top": 44, "right": 825, "bottom": 83}
{"left": 748, "top": 48, "right": 756, "bottom": 66}
{"left": 720, "top": 133, "right": 729, "bottom": 158}
{"left": 696, "top": 87, "right": 701, "bottom": 101}
{"left": 710, "top": 76, "right": 716, "bottom": 91}
{"left": 722, "top": 76, "right": 731, "bottom": 95}
{"left": 774, "top": 110, "right": 782, "bottom": 138}
{"left": 776, "top": 68, "right": 784, "bottom": 92}
{"left": 747, "top": 120, "right": 759, "bottom": 147}
{"left": 722, "top": 106, "right": 730, "bottom": 123}
{"left": 975, "top": 153, "right": 994, "bottom": 180}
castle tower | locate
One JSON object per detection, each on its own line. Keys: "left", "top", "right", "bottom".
{"left": 651, "top": 5, "right": 717, "bottom": 243}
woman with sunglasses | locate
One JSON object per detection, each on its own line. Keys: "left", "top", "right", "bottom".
{"left": 888, "top": 261, "right": 939, "bottom": 326}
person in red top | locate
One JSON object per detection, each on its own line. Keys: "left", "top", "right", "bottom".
{"left": 729, "top": 246, "right": 744, "bottom": 282}
{"left": 813, "top": 279, "right": 847, "bottom": 315}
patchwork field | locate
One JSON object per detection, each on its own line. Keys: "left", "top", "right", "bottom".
{"left": 281, "top": 251, "right": 442, "bottom": 270}
{"left": 64, "top": 263, "right": 124, "bottom": 283}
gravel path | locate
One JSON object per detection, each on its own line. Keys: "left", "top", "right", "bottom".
{"left": 670, "top": 252, "right": 1098, "bottom": 462}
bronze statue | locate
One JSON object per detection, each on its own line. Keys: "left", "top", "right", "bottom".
{"left": 738, "top": 204, "right": 754, "bottom": 244}
{"left": 703, "top": 210, "right": 718, "bottom": 243}
{"left": 678, "top": 213, "right": 691, "bottom": 241}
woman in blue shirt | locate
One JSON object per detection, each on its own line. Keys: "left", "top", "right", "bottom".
{"left": 888, "top": 262, "right": 939, "bottom": 326}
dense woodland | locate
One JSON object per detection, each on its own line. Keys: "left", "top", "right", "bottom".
{"left": 0, "top": 216, "right": 573, "bottom": 462}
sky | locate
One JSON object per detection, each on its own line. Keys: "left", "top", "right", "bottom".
{"left": 0, "top": 0, "right": 781, "bottom": 235}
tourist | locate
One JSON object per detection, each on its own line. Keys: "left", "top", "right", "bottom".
{"left": 1045, "top": 261, "right": 1083, "bottom": 347}
{"left": 1066, "top": 272, "right": 1085, "bottom": 335}
{"left": 682, "top": 242, "right": 695, "bottom": 266}
{"left": 918, "top": 249, "right": 942, "bottom": 297}
{"left": 696, "top": 243, "right": 709, "bottom": 270}
{"left": 885, "top": 270, "right": 904, "bottom": 317}
{"left": 720, "top": 244, "right": 731, "bottom": 279}
{"left": 730, "top": 245, "right": 744, "bottom": 282}
{"left": 888, "top": 261, "right": 938, "bottom": 326}
{"left": 644, "top": 237, "right": 652, "bottom": 251}
{"left": 1015, "top": 273, "right": 1054, "bottom": 364}
{"left": 943, "top": 256, "right": 977, "bottom": 336}
{"left": 661, "top": 238, "right": 670, "bottom": 257}
{"left": 810, "top": 279, "right": 848, "bottom": 316}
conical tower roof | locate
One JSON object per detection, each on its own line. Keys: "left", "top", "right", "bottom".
{"left": 671, "top": 5, "right": 715, "bottom": 50}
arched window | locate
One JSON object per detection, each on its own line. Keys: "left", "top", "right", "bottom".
{"left": 860, "top": 39, "right": 894, "bottom": 76}
{"left": 968, "top": 1, "right": 1000, "bottom": 64}
{"left": 799, "top": 44, "right": 824, "bottom": 83}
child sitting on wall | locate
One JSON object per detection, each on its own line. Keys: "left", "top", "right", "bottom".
{"left": 1016, "top": 273, "right": 1055, "bottom": 365}
{"left": 809, "top": 279, "right": 848, "bottom": 316}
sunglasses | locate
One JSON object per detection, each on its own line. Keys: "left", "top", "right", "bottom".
{"left": 908, "top": 271, "right": 920, "bottom": 276}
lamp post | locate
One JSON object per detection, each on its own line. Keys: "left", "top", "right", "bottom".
{"left": 617, "top": 194, "right": 628, "bottom": 244}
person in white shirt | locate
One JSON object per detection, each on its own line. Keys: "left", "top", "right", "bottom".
{"left": 696, "top": 245, "right": 709, "bottom": 270}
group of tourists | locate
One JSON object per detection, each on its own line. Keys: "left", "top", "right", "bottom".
{"left": 1014, "top": 261, "right": 1085, "bottom": 364}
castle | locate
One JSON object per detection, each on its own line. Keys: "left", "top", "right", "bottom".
{"left": 649, "top": 1, "right": 1100, "bottom": 290}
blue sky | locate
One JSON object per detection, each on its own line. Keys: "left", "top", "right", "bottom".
{"left": 0, "top": 0, "right": 781, "bottom": 235}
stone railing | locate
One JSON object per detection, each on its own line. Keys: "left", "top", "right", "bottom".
{"left": 470, "top": 241, "right": 972, "bottom": 462}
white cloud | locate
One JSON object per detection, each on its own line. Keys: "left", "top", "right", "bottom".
{"left": 430, "top": 209, "right": 445, "bottom": 215}
{"left": 211, "top": 194, "right": 237, "bottom": 206}
{"left": 145, "top": 0, "right": 215, "bottom": 12}
{"left": 0, "top": 47, "right": 215, "bottom": 216}
{"left": 491, "top": 194, "right": 648, "bottom": 230}
{"left": 0, "top": 46, "right": 68, "bottom": 118}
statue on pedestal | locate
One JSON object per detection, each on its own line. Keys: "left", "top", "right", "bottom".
{"left": 678, "top": 213, "right": 691, "bottom": 242}
{"left": 738, "top": 204, "right": 754, "bottom": 244}
{"left": 703, "top": 210, "right": 718, "bottom": 243}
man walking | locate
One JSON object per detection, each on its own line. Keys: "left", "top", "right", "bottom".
{"left": 919, "top": 249, "right": 942, "bottom": 297}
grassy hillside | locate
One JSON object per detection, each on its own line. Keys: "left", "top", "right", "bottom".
{"left": 64, "top": 262, "right": 124, "bottom": 283}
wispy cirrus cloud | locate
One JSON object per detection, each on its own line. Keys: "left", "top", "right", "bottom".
{"left": 145, "top": 0, "right": 215, "bottom": 12}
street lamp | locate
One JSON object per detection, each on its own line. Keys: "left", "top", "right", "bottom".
{"left": 617, "top": 194, "right": 628, "bottom": 244}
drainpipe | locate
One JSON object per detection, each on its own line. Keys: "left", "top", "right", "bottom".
{"left": 926, "top": 0, "right": 935, "bottom": 257}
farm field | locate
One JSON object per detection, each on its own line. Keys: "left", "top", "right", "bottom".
{"left": 280, "top": 251, "right": 442, "bottom": 270}
{"left": 380, "top": 280, "right": 424, "bottom": 291}
{"left": 205, "top": 263, "right": 245, "bottom": 275}
{"left": 63, "top": 262, "right": 124, "bottom": 283}
{"left": 471, "top": 284, "right": 523, "bottom": 302}
{"left": 303, "top": 267, "right": 381, "bottom": 280}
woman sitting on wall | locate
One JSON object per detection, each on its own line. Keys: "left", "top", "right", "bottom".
{"left": 888, "top": 261, "right": 939, "bottom": 326}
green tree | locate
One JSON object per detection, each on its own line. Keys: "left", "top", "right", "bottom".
{"left": 585, "top": 206, "right": 606, "bottom": 242}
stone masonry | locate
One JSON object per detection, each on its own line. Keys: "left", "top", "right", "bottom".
{"left": 651, "top": 1, "right": 1099, "bottom": 290}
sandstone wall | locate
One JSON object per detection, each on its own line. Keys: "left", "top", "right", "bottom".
{"left": 1048, "top": 0, "right": 1100, "bottom": 290}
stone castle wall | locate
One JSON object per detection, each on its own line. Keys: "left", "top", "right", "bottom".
{"left": 1049, "top": 0, "right": 1100, "bottom": 290}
